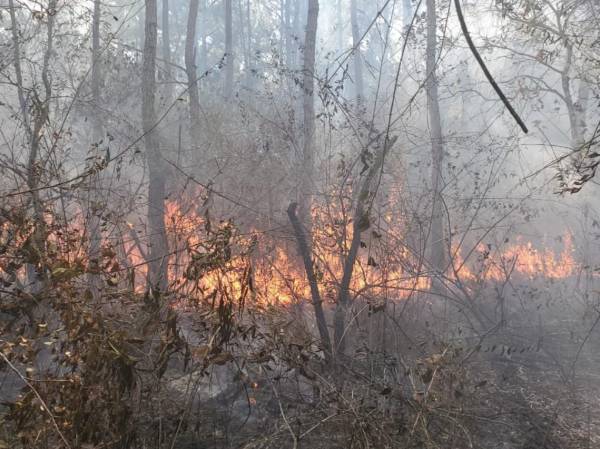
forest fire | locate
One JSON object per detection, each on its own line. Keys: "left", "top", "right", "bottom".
{"left": 2, "top": 0, "right": 599, "bottom": 447}
{"left": 0, "top": 198, "right": 580, "bottom": 304}
{"left": 109, "top": 195, "right": 581, "bottom": 306}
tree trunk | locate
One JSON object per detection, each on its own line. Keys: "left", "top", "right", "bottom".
{"left": 185, "top": 0, "right": 201, "bottom": 145}
{"left": 162, "top": 0, "right": 174, "bottom": 104}
{"left": 284, "top": 0, "right": 293, "bottom": 68}
{"left": 224, "top": 0, "right": 234, "bottom": 98}
{"left": 200, "top": 0, "right": 209, "bottom": 77}
{"left": 350, "top": 0, "right": 364, "bottom": 111}
{"left": 8, "top": 0, "right": 30, "bottom": 136}
{"left": 87, "top": 0, "right": 103, "bottom": 299}
{"left": 287, "top": 203, "right": 332, "bottom": 360}
{"left": 335, "top": 134, "right": 397, "bottom": 356}
{"left": 10, "top": 0, "right": 57, "bottom": 293}
{"left": 238, "top": 0, "right": 253, "bottom": 89}
{"left": 403, "top": 0, "right": 413, "bottom": 31}
{"left": 300, "top": 0, "right": 319, "bottom": 227}
{"left": 559, "top": 39, "right": 589, "bottom": 147}
{"left": 426, "top": 0, "right": 446, "bottom": 276}
{"left": 245, "top": 0, "right": 254, "bottom": 88}
{"left": 293, "top": 0, "right": 304, "bottom": 71}
{"left": 143, "top": 0, "right": 169, "bottom": 292}
{"left": 336, "top": 0, "right": 343, "bottom": 55}
{"left": 574, "top": 80, "right": 590, "bottom": 144}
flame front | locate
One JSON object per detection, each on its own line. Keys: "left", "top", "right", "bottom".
{"left": 0, "top": 193, "right": 582, "bottom": 305}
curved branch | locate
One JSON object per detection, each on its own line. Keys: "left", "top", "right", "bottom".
{"left": 454, "top": 0, "right": 529, "bottom": 134}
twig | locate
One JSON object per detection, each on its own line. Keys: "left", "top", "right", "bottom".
{"left": 0, "top": 350, "right": 71, "bottom": 449}
{"left": 269, "top": 380, "right": 298, "bottom": 449}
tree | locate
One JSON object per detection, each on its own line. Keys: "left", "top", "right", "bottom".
{"left": 426, "top": 0, "right": 446, "bottom": 277}
{"left": 224, "top": 0, "right": 234, "bottom": 98}
{"left": 403, "top": 0, "right": 413, "bottom": 30}
{"left": 86, "top": 0, "right": 104, "bottom": 298}
{"left": 350, "top": 0, "right": 365, "bottom": 110}
{"left": 162, "top": 0, "right": 174, "bottom": 104}
{"left": 143, "top": 0, "right": 169, "bottom": 291}
{"left": 8, "top": 0, "right": 58, "bottom": 293}
{"left": 298, "top": 0, "right": 319, "bottom": 232}
{"left": 185, "top": 0, "right": 201, "bottom": 145}
{"left": 491, "top": 0, "right": 593, "bottom": 147}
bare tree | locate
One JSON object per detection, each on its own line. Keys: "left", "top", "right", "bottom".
{"left": 185, "top": 0, "right": 201, "bottom": 145}
{"left": 9, "top": 0, "right": 57, "bottom": 292}
{"left": 350, "top": 0, "right": 365, "bottom": 110}
{"left": 299, "top": 0, "right": 319, "bottom": 228}
{"left": 334, "top": 134, "right": 397, "bottom": 355}
{"left": 426, "top": 0, "right": 446, "bottom": 277}
{"left": 143, "top": 0, "right": 169, "bottom": 291}
{"left": 87, "top": 0, "right": 103, "bottom": 298}
{"left": 403, "top": 0, "right": 413, "bottom": 30}
{"left": 336, "top": 0, "right": 344, "bottom": 53}
{"left": 287, "top": 203, "right": 332, "bottom": 360}
{"left": 162, "top": 0, "right": 174, "bottom": 104}
{"left": 224, "top": 0, "right": 234, "bottom": 98}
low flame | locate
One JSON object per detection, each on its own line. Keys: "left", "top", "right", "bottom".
{"left": 0, "top": 194, "right": 582, "bottom": 306}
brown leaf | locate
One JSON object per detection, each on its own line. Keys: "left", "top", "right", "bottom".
{"left": 210, "top": 351, "right": 233, "bottom": 365}
{"left": 191, "top": 345, "right": 211, "bottom": 360}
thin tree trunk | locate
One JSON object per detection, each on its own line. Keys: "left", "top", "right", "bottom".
{"left": 185, "top": 0, "right": 201, "bottom": 145}
{"left": 244, "top": 0, "right": 254, "bottom": 88}
{"left": 574, "top": 80, "right": 590, "bottom": 144}
{"left": 284, "top": 0, "right": 293, "bottom": 68}
{"left": 143, "top": 0, "right": 169, "bottom": 292}
{"left": 350, "top": 0, "right": 364, "bottom": 110}
{"left": 293, "top": 0, "right": 303, "bottom": 71}
{"left": 8, "top": 0, "right": 34, "bottom": 244}
{"left": 334, "top": 135, "right": 397, "bottom": 355}
{"left": 14, "top": 0, "right": 57, "bottom": 292}
{"left": 560, "top": 42, "right": 580, "bottom": 146}
{"left": 224, "top": 0, "right": 234, "bottom": 98}
{"left": 336, "top": 0, "right": 343, "bottom": 55}
{"left": 8, "top": 0, "right": 30, "bottom": 137}
{"left": 287, "top": 203, "right": 332, "bottom": 359}
{"left": 559, "top": 38, "right": 588, "bottom": 147}
{"left": 87, "top": 0, "right": 103, "bottom": 299}
{"left": 426, "top": 0, "right": 446, "bottom": 276}
{"left": 200, "top": 0, "right": 208, "bottom": 77}
{"left": 162, "top": 0, "right": 174, "bottom": 104}
{"left": 403, "top": 0, "right": 413, "bottom": 31}
{"left": 300, "top": 0, "right": 319, "bottom": 227}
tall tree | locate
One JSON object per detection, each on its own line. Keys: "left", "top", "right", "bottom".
{"left": 426, "top": 0, "right": 446, "bottom": 276}
{"left": 200, "top": 0, "right": 209, "bottom": 77}
{"left": 350, "top": 0, "right": 365, "bottom": 110}
{"left": 300, "top": 0, "right": 319, "bottom": 227}
{"left": 9, "top": 0, "right": 57, "bottom": 292}
{"left": 245, "top": 0, "right": 254, "bottom": 88}
{"left": 143, "top": 0, "right": 169, "bottom": 291}
{"left": 185, "top": 0, "right": 201, "bottom": 144}
{"left": 224, "top": 0, "right": 234, "bottom": 98}
{"left": 336, "top": 0, "right": 343, "bottom": 54}
{"left": 161, "top": 0, "right": 174, "bottom": 104}
{"left": 284, "top": 0, "right": 294, "bottom": 67}
{"left": 403, "top": 0, "right": 413, "bottom": 30}
{"left": 87, "top": 0, "right": 103, "bottom": 298}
